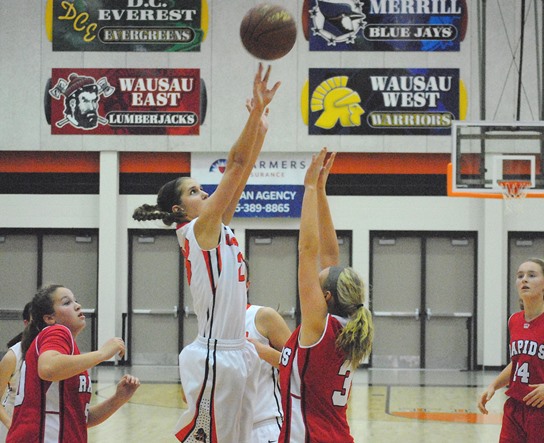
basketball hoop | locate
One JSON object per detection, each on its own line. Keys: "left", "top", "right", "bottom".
{"left": 498, "top": 180, "right": 531, "bottom": 213}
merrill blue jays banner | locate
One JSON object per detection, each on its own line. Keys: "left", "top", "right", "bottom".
{"left": 309, "top": 0, "right": 465, "bottom": 52}
{"left": 309, "top": 68, "right": 459, "bottom": 135}
{"left": 192, "top": 154, "right": 311, "bottom": 218}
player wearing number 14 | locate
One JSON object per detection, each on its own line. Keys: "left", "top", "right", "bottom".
{"left": 478, "top": 259, "right": 544, "bottom": 442}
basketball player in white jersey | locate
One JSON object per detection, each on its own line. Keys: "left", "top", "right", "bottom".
{"left": 244, "top": 261, "right": 292, "bottom": 443}
{"left": 0, "top": 302, "right": 30, "bottom": 442}
{"left": 133, "top": 63, "right": 280, "bottom": 443}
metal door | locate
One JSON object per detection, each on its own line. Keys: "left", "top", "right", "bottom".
{"left": 246, "top": 230, "right": 352, "bottom": 331}
{"left": 247, "top": 232, "right": 299, "bottom": 330}
{"left": 129, "top": 231, "right": 182, "bottom": 365}
{"left": 371, "top": 236, "right": 422, "bottom": 368}
{"left": 424, "top": 237, "right": 475, "bottom": 369}
{"left": 0, "top": 233, "right": 38, "bottom": 353}
{"left": 370, "top": 233, "right": 476, "bottom": 369}
{"left": 42, "top": 233, "right": 98, "bottom": 354}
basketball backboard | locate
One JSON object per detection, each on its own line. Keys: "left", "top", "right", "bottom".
{"left": 449, "top": 121, "right": 544, "bottom": 198}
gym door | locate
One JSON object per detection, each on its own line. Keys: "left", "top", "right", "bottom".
{"left": 370, "top": 232, "right": 476, "bottom": 369}
{"left": 129, "top": 230, "right": 183, "bottom": 365}
{"left": 246, "top": 230, "right": 352, "bottom": 331}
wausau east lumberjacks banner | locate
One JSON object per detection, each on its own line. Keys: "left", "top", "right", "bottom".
{"left": 52, "top": 0, "right": 203, "bottom": 52}
{"left": 48, "top": 68, "right": 200, "bottom": 135}
{"left": 309, "top": 68, "right": 459, "bottom": 136}
{"left": 192, "top": 153, "right": 311, "bottom": 218}
{"left": 309, "top": 0, "right": 465, "bottom": 52}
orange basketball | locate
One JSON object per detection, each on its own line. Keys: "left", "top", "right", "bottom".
{"left": 240, "top": 3, "right": 297, "bottom": 60}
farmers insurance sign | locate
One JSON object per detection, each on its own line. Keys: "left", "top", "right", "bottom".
{"left": 192, "top": 153, "right": 311, "bottom": 218}
{"left": 48, "top": 68, "right": 200, "bottom": 135}
{"left": 52, "top": 0, "right": 203, "bottom": 51}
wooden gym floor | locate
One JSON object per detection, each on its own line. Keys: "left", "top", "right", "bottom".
{"left": 87, "top": 366, "right": 504, "bottom": 443}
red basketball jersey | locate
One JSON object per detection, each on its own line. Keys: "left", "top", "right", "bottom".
{"left": 278, "top": 315, "right": 355, "bottom": 443}
{"left": 505, "top": 311, "right": 544, "bottom": 402}
{"left": 7, "top": 324, "right": 92, "bottom": 443}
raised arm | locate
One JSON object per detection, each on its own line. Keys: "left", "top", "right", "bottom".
{"left": 317, "top": 151, "right": 339, "bottom": 269}
{"left": 194, "top": 64, "right": 280, "bottom": 249}
{"left": 298, "top": 148, "right": 330, "bottom": 346}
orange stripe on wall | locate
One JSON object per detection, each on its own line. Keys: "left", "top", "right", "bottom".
{"left": 119, "top": 152, "right": 190, "bottom": 173}
{"left": 332, "top": 153, "right": 451, "bottom": 174}
{"left": 0, "top": 152, "right": 99, "bottom": 173}
{"left": 0, "top": 151, "right": 448, "bottom": 175}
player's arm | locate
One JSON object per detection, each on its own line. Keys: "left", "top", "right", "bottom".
{"left": 221, "top": 102, "right": 269, "bottom": 225}
{"left": 248, "top": 339, "right": 282, "bottom": 368}
{"left": 0, "top": 350, "right": 16, "bottom": 429}
{"left": 317, "top": 151, "right": 338, "bottom": 269}
{"left": 477, "top": 362, "right": 511, "bottom": 414}
{"left": 255, "top": 306, "right": 292, "bottom": 351}
{"left": 194, "top": 64, "right": 280, "bottom": 248}
{"left": 38, "top": 338, "right": 125, "bottom": 382}
{"left": 87, "top": 375, "right": 140, "bottom": 427}
{"left": 299, "top": 149, "right": 330, "bottom": 347}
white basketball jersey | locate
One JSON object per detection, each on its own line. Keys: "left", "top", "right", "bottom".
{"left": 177, "top": 220, "right": 247, "bottom": 340}
{"left": 245, "top": 305, "right": 283, "bottom": 426}
{"left": 0, "top": 342, "right": 22, "bottom": 442}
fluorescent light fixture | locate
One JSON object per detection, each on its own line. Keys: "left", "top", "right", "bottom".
{"left": 516, "top": 239, "right": 533, "bottom": 247}
{"left": 337, "top": 237, "right": 344, "bottom": 245}
{"left": 138, "top": 236, "right": 155, "bottom": 244}
{"left": 75, "top": 236, "right": 92, "bottom": 243}
{"left": 451, "top": 238, "right": 469, "bottom": 246}
{"left": 254, "top": 237, "right": 272, "bottom": 245}
{"left": 0, "top": 236, "right": 5, "bottom": 243}
{"left": 378, "top": 238, "right": 396, "bottom": 246}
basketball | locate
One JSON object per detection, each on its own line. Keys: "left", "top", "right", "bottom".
{"left": 240, "top": 3, "right": 297, "bottom": 60}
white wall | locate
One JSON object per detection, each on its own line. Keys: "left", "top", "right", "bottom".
{"left": 4, "top": 173, "right": 544, "bottom": 366}
{"left": 2, "top": 1, "right": 541, "bottom": 152}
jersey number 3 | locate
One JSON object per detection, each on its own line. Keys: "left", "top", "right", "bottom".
{"left": 332, "top": 361, "right": 354, "bottom": 407}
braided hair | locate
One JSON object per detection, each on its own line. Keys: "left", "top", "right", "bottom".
{"left": 132, "top": 177, "right": 190, "bottom": 226}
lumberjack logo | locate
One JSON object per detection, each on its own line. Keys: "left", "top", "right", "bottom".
{"left": 49, "top": 73, "right": 114, "bottom": 129}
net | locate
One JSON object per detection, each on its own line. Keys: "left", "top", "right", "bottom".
{"left": 498, "top": 180, "right": 531, "bottom": 214}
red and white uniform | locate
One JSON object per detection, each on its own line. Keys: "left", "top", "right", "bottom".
{"left": 174, "top": 220, "right": 259, "bottom": 443}
{"left": 279, "top": 314, "right": 355, "bottom": 443}
{"left": 246, "top": 305, "right": 282, "bottom": 443}
{"left": 7, "top": 325, "right": 92, "bottom": 443}
{"left": 499, "top": 311, "right": 544, "bottom": 442}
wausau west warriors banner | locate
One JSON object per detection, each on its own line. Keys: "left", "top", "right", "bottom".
{"left": 309, "top": 68, "right": 459, "bottom": 136}
{"left": 309, "top": 0, "right": 466, "bottom": 52}
{"left": 52, "top": 0, "right": 204, "bottom": 52}
{"left": 48, "top": 68, "right": 200, "bottom": 135}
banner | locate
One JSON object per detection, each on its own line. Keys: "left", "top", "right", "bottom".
{"left": 192, "top": 153, "right": 311, "bottom": 218}
{"left": 52, "top": 0, "right": 203, "bottom": 52}
{"left": 309, "top": 0, "right": 465, "bottom": 52}
{"left": 309, "top": 68, "right": 459, "bottom": 136}
{"left": 48, "top": 68, "right": 200, "bottom": 135}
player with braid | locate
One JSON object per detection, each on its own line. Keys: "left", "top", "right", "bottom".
{"left": 278, "top": 147, "right": 373, "bottom": 443}
{"left": 133, "top": 63, "right": 280, "bottom": 443}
